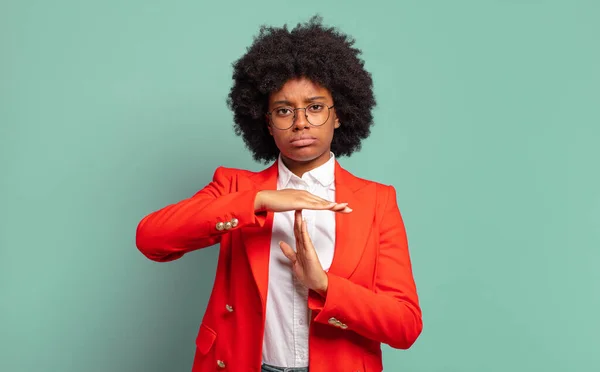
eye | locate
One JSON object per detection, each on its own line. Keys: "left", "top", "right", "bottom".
{"left": 275, "top": 107, "right": 293, "bottom": 116}
{"left": 308, "top": 104, "right": 324, "bottom": 112}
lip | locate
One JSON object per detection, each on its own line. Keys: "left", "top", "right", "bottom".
{"left": 290, "top": 135, "right": 317, "bottom": 147}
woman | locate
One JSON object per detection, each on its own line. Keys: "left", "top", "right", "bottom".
{"left": 136, "top": 16, "right": 422, "bottom": 372}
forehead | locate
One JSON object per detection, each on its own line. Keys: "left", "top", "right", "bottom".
{"left": 269, "top": 77, "right": 332, "bottom": 103}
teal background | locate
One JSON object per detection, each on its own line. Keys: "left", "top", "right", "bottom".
{"left": 1, "top": 0, "right": 599, "bottom": 371}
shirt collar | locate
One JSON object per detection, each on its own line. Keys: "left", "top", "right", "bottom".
{"left": 277, "top": 152, "right": 336, "bottom": 188}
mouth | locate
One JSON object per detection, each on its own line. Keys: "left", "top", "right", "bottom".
{"left": 290, "top": 136, "right": 317, "bottom": 147}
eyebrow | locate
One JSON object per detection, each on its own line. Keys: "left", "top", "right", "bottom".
{"left": 272, "top": 96, "right": 328, "bottom": 106}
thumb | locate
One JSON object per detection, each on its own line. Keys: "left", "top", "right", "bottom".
{"left": 279, "top": 241, "right": 297, "bottom": 263}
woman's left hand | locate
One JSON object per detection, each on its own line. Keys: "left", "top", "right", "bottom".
{"left": 279, "top": 210, "right": 329, "bottom": 296}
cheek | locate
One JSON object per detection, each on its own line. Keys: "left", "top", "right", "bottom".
{"left": 270, "top": 131, "right": 286, "bottom": 146}
{"left": 324, "top": 124, "right": 336, "bottom": 140}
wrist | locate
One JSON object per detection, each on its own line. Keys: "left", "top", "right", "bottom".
{"left": 254, "top": 190, "right": 264, "bottom": 212}
{"left": 314, "top": 273, "right": 329, "bottom": 297}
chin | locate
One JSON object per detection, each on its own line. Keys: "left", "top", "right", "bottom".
{"left": 282, "top": 146, "right": 326, "bottom": 162}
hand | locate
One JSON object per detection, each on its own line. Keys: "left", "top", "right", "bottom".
{"left": 254, "top": 189, "right": 352, "bottom": 214}
{"left": 279, "top": 210, "right": 329, "bottom": 295}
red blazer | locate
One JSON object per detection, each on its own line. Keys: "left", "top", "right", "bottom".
{"left": 136, "top": 160, "right": 422, "bottom": 372}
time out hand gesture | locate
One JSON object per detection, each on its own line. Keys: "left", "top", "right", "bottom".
{"left": 254, "top": 189, "right": 352, "bottom": 214}
{"left": 279, "top": 210, "right": 329, "bottom": 295}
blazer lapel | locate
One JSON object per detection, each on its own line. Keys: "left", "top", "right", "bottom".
{"left": 328, "top": 161, "right": 376, "bottom": 279}
{"left": 240, "top": 161, "right": 278, "bottom": 307}
{"left": 239, "top": 159, "right": 375, "bottom": 306}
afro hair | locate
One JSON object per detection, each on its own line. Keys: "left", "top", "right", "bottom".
{"left": 227, "top": 15, "right": 376, "bottom": 163}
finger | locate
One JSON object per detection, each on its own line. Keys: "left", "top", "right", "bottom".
{"left": 279, "top": 241, "right": 297, "bottom": 263}
{"left": 314, "top": 202, "right": 351, "bottom": 213}
{"left": 298, "top": 191, "right": 349, "bottom": 212}
{"left": 304, "top": 193, "right": 347, "bottom": 209}
{"left": 302, "top": 190, "right": 331, "bottom": 203}
{"left": 336, "top": 205, "right": 353, "bottom": 213}
{"left": 330, "top": 203, "right": 349, "bottom": 211}
{"left": 300, "top": 218, "right": 319, "bottom": 263}
{"left": 307, "top": 198, "right": 336, "bottom": 210}
{"left": 294, "top": 210, "right": 304, "bottom": 253}
{"left": 300, "top": 217, "right": 313, "bottom": 251}
{"left": 307, "top": 200, "right": 351, "bottom": 212}
{"left": 302, "top": 192, "right": 336, "bottom": 207}
{"left": 294, "top": 210, "right": 303, "bottom": 236}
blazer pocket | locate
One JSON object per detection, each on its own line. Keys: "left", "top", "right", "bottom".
{"left": 195, "top": 323, "right": 216, "bottom": 355}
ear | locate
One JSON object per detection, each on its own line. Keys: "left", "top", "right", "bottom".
{"left": 334, "top": 116, "right": 341, "bottom": 129}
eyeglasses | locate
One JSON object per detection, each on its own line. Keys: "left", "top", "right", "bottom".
{"left": 266, "top": 103, "right": 335, "bottom": 130}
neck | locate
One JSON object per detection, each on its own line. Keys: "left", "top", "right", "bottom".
{"left": 281, "top": 150, "right": 331, "bottom": 178}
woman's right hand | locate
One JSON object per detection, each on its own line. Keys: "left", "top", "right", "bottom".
{"left": 254, "top": 189, "right": 352, "bottom": 214}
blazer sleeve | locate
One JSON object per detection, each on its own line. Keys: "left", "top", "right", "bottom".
{"left": 308, "top": 185, "right": 423, "bottom": 349}
{"left": 135, "top": 166, "right": 267, "bottom": 262}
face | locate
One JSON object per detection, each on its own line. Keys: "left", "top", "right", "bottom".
{"left": 267, "top": 77, "right": 340, "bottom": 170}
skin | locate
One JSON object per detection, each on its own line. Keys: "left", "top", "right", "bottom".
{"left": 267, "top": 77, "right": 341, "bottom": 177}
{"left": 252, "top": 77, "right": 350, "bottom": 296}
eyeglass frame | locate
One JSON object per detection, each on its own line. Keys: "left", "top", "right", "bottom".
{"left": 266, "top": 103, "right": 335, "bottom": 130}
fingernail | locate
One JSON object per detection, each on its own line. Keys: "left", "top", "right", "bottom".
{"left": 346, "top": 207, "right": 353, "bottom": 212}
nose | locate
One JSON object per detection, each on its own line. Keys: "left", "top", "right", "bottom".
{"left": 293, "top": 108, "right": 310, "bottom": 130}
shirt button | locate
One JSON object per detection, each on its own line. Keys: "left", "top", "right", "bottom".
{"left": 217, "top": 359, "right": 226, "bottom": 368}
